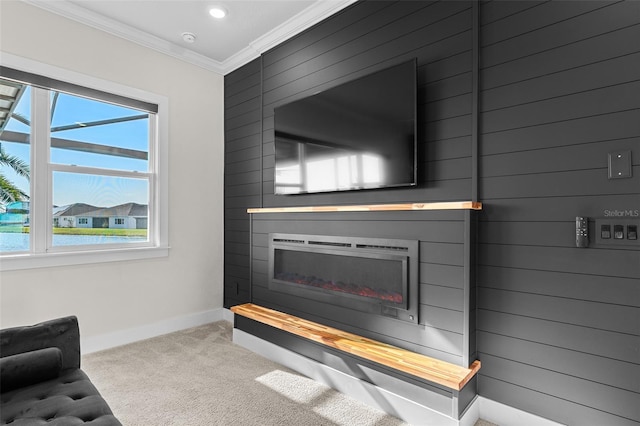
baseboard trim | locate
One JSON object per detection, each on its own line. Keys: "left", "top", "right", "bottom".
{"left": 477, "top": 397, "right": 565, "bottom": 426}
{"left": 222, "top": 307, "right": 234, "bottom": 322}
{"left": 82, "top": 308, "right": 225, "bottom": 354}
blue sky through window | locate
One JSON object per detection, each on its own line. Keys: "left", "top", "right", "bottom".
{"left": 1, "top": 85, "right": 150, "bottom": 208}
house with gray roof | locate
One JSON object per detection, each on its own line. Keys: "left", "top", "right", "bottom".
{"left": 53, "top": 202, "right": 147, "bottom": 229}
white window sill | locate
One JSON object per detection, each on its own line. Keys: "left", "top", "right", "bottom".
{"left": 0, "top": 246, "right": 170, "bottom": 271}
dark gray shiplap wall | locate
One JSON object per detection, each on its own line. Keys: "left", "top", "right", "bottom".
{"left": 261, "top": 0, "right": 474, "bottom": 207}
{"left": 224, "top": 0, "right": 640, "bottom": 424}
{"left": 252, "top": 0, "right": 477, "bottom": 367}
{"left": 224, "top": 58, "right": 262, "bottom": 307}
{"left": 477, "top": 1, "right": 640, "bottom": 425}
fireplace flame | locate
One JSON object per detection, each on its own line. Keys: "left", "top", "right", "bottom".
{"left": 276, "top": 272, "right": 403, "bottom": 304}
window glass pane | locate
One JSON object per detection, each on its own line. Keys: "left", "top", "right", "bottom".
{"left": 50, "top": 91, "right": 149, "bottom": 172}
{"left": 52, "top": 172, "right": 148, "bottom": 247}
{"left": 0, "top": 80, "right": 31, "bottom": 252}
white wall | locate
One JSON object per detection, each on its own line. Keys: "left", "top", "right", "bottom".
{"left": 0, "top": 1, "right": 224, "bottom": 344}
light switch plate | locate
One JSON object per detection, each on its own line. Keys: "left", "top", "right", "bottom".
{"left": 595, "top": 217, "right": 640, "bottom": 246}
{"left": 608, "top": 150, "right": 632, "bottom": 179}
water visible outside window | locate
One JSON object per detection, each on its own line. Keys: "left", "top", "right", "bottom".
{"left": 0, "top": 81, "right": 30, "bottom": 252}
{"left": 1, "top": 80, "right": 150, "bottom": 252}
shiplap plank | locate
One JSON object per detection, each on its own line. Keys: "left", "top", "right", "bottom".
{"left": 224, "top": 230, "right": 251, "bottom": 245}
{"left": 225, "top": 57, "right": 261, "bottom": 86}
{"left": 481, "top": 80, "right": 640, "bottom": 134}
{"left": 420, "top": 242, "right": 465, "bottom": 266}
{"left": 480, "top": 167, "right": 640, "bottom": 199}
{"left": 424, "top": 135, "right": 472, "bottom": 162}
{"left": 251, "top": 219, "right": 465, "bottom": 244}
{"left": 224, "top": 241, "right": 250, "bottom": 257}
{"left": 225, "top": 70, "right": 261, "bottom": 99}
{"left": 480, "top": 138, "right": 639, "bottom": 178}
{"left": 225, "top": 146, "right": 261, "bottom": 164}
{"left": 481, "top": 1, "right": 640, "bottom": 68}
{"left": 478, "top": 375, "right": 639, "bottom": 426}
{"left": 481, "top": 53, "right": 640, "bottom": 112}
{"left": 224, "top": 158, "right": 261, "bottom": 175}
{"left": 480, "top": 354, "right": 640, "bottom": 422}
{"left": 480, "top": 1, "right": 544, "bottom": 26}
{"left": 225, "top": 121, "right": 261, "bottom": 143}
{"left": 482, "top": 24, "right": 640, "bottom": 91}
{"left": 478, "top": 221, "right": 569, "bottom": 247}
{"left": 481, "top": 1, "right": 612, "bottom": 47}
{"left": 225, "top": 170, "right": 261, "bottom": 188}
{"left": 478, "top": 287, "right": 639, "bottom": 335}
{"left": 477, "top": 265, "right": 640, "bottom": 307}
{"left": 420, "top": 264, "right": 466, "bottom": 289}
{"left": 478, "top": 310, "right": 639, "bottom": 364}
{"left": 225, "top": 108, "right": 261, "bottom": 133}
{"left": 420, "top": 284, "right": 464, "bottom": 312}
{"left": 223, "top": 218, "right": 251, "bottom": 233}
{"left": 480, "top": 194, "right": 638, "bottom": 222}
{"left": 478, "top": 243, "right": 640, "bottom": 279}
{"left": 478, "top": 331, "right": 639, "bottom": 393}
{"left": 225, "top": 195, "right": 261, "bottom": 210}
{"left": 480, "top": 109, "right": 640, "bottom": 156}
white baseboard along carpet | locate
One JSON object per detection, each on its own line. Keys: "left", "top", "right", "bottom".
{"left": 82, "top": 321, "right": 496, "bottom": 426}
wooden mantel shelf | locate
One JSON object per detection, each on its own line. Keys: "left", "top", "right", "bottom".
{"left": 247, "top": 201, "right": 482, "bottom": 214}
{"left": 231, "top": 303, "right": 481, "bottom": 391}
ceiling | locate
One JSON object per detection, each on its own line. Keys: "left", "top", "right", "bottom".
{"left": 24, "top": 0, "right": 357, "bottom": 75}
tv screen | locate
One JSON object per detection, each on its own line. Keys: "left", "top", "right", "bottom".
{"left": 274, "top": 59, "right": 417, "bottom": 195}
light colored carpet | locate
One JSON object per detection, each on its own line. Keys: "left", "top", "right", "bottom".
{"left": 82, "top": 321, "right": 496, "bottom": 426}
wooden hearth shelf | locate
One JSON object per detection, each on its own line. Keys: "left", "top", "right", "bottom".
{"left": 231, "top": 303, "right": 480, "bottom": 391}
{"left": 247, "top": 201, "right": 482, "bottom": 214}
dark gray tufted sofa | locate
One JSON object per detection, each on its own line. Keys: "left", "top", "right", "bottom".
{"left": 1, "top": 316, "right": 121, "bottom": 425}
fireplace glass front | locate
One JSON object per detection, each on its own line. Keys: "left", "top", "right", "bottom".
{"left": 268, "top": 234, "right": 419, "bottom": 323}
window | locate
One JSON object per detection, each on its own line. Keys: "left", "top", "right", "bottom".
{"left": 0, "top": 54, "right": 168, "bottom": 270}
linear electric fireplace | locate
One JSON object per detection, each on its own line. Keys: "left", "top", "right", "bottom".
{"left": 268, "top": 233, "right": 419, "bottom": 323}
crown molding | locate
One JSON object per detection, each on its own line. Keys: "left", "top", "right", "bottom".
{"left": 21, "top": 0, "right": 357, "bottom": 75}
{"left": 245, "top": 0, "right": 358, "bottom": 63}
{"left": 21, "top": 0, "right": 227, "bottom": 74}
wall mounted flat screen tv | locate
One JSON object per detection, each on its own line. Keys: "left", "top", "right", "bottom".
{"left": 274, "top": 59, "right": 417, "bottom": 195}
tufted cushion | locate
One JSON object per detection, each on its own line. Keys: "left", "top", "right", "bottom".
{"left": 1, "top": 348, "right": 63, "bottom": 393}
{"left": 1, "top": 369, "right": 121, "bottom": 426}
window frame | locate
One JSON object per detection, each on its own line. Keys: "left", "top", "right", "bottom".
{"left": 0, "top": 52, "right": 169, "bottom": 271}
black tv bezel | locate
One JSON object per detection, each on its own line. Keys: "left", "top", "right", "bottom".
{"left": 273, "top": 59, "right": 418, "bottom": 196}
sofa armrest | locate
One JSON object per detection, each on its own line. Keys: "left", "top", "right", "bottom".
{"left": 0, "top": 316, "right": 80, "bottom": 371}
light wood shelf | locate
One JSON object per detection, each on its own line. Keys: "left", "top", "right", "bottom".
{"left": 231, "top": 303, "right": 480, "bottom": 391}
{"left": 247, "top": 201, "right": 482, "bottom": 214}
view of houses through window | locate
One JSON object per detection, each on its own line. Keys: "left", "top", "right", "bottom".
{"left": 0, "top": 76, "right": 154, "bottom": 253}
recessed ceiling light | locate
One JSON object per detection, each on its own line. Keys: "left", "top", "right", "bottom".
{"left": 209, "top": 6, "right": 227, "bottom": 19}
{"left": 181, "top": 32, "right": 196, "bottom": 43}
